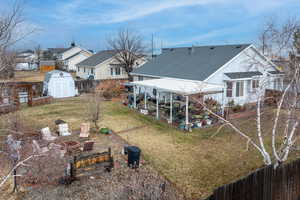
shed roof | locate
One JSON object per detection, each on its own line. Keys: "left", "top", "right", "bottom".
{"left": 132, "top": 44, "right": 251, "bottom": 81}
{"left": 44, "top": 70, "right": 72, "bottom": 82}
{"left": 129, "top": 78, "right": 224, "bottom": 95}
{"left": 76, "top": 50, "right": 116, "bottom": 67}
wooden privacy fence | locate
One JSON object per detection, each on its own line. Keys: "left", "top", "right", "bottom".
{"left": 75, "top": 80, "right": 100, "bottom": 93}
{"left": 205, "top": 159, "right": 300, "bottom": 200}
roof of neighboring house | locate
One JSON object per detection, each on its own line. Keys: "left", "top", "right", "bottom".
{"left": 47, "top": 47, "right": 71, "bottom": 54}
{"left": 225, "top": 71, "right": 263, "bottom": 79}
{"left": 19, "top": 49, "right": 34, "bottom": 54}
{"left": 40, "top": 60, "right": 56, "bottom": 66}
{"left": 132, "top": 44, "right": 251, "bottom": 81}
{"left": 64, "top": 49, "right": 93, "bottom": 61}
{"left": 76, "top": 50, "right": 116, "bottom": 67}
{"left": 64, "top": 51, "right": 82, "bottom": 60}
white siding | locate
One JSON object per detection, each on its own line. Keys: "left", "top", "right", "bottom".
{"left": 67, "top": 52, "right": 91, "bottom": 71}
{"left": 61, "top": 47, "right": 82, "bottom": 60}
{"left": 132, "top": 46, "right": 280, "bottom": 106}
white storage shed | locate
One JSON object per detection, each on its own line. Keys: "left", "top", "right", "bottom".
{"left": 43, "top": 70, "right": 77, "bottom": 98}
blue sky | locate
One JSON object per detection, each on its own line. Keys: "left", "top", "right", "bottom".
{"left": 1, "top": 0, "right": 300, "bottom": 52}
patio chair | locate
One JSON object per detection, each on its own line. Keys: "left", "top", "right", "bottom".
{"left": 58, "top": 123, "right": 71, "bottom": 136}
{"left": 79, "top": 123, "right": 90, "bottom": 138}
{"left": 41, "top": 127, "right": 57, "bottom": 141}
{"left": 32, "top": 140, "right": 49, "bottom": 154}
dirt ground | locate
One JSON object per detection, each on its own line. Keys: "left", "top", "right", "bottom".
{"left": 0, "top": 102, "right": 185, "bottom": 200}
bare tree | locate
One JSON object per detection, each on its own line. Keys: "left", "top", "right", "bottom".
{"left": 34, "top": 44, "right": 42, "bottom": 69}
{"left": 257, "top": 16, "right": 300, "bottom": 58}
{"left": 197, "top": 17, "right": 300, "bottom": 167}
{"left": 107, "top": 28, "right": 146, "bottom": 80}
{"left": 0, "top": 0, "right": 35, "bottom": 77}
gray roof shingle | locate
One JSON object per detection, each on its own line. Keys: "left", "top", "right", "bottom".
{"left": 76, "top": 50, "right": 116, "bottom": 67}
{"left": 224, "top": 71, "right": 263, "bottom": 79}
{"left": 132, "top": 44, "right": 251, "bottom": 81}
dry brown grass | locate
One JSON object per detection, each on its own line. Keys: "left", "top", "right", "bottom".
{"left": 0, "top": 71, "right": 77, "bottom": 83}
{"left": 2, "top": 95, "right": 299, "bottom": 199}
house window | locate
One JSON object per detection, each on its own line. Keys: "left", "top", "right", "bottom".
{"left": 84, "top": 67, "right": 86, "bottom": 73}
{"left": 115, "top": 67, "right": 121, "bottom": 75}
{"left": 77, "top": 67, "right": 80, "bottom": 72}
{"left": 274, "top": 78, "right": 282, "bottom": 90}
{"left": 226, "top": 82, "right": 233, "bottom": 97}
{"left": 91, "top": 68, "right": 94, "bottom": 74}
{"left": 252, "top": 80, "right": 259, "bottom": 89}
{"left": 236, "top": 81, "right": 244, "bottom": 97}
{"left": 138, "top": 76, "right": 144, "bottom": 81}
{"left": 110, "top": 68, "right": 114, "bottom": 76}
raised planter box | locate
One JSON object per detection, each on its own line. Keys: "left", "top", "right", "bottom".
{"left": 0, "top": 103, "right": 18, "bottom": 115}
{"left": 29, "top": 96, "right": 53, "bottom": 107}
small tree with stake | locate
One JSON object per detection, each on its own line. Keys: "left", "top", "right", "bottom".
{"left": 86, "top": 91, "right": 102, "bottom": 130}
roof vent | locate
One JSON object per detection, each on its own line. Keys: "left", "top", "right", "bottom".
{"left": 210, "top": 47, "right": 215, "bottom": 50}
{"left": 188, "top": 46, "right": 195, "bottom": 55}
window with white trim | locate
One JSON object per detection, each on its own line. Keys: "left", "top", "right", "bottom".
{"left": 226, "top": 82, "right": 233, "bottom": 97}
{"left": 110, "top": 68, "right": 114, "bottom": 76}
{"left": 115, "top": 67, "right": 121, "bottom": 75}
{"left": 236, "top": 81, "right": 244, "bottom": 97}
{"left": 252, "top": 79, "right": 259, "bottom": 90}
{"left": 274, "top": 78, "right": 282, "bottom": 90}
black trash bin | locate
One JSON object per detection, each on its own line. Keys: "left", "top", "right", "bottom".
{"left": 126, "top": 146, "right": 141, "bottom": 168}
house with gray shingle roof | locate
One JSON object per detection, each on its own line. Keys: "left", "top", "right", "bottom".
{"left": 131, "top": 44, "right": 284, "bottom": 105}
{"left": 76, "top": 50, "right": 147, "bottom": 80}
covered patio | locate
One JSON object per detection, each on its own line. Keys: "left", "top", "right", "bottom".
{"left": 127, "top": 78, "right": 225, "bottom": 130}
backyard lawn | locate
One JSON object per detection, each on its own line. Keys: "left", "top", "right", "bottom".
{"left": 3, "top": 95, "right": 297, "bottom": 199}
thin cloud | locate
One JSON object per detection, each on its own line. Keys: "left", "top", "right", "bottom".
{"left": 52, "top": 0, "right": 229, "bottom": 25}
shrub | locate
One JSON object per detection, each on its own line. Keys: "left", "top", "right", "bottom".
{"left": 102, "top": 90, "right": 113, "bottom": 100}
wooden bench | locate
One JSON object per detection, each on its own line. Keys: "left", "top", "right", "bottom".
{"left": 70, "top": 148, "right": 113, "bottom": 178}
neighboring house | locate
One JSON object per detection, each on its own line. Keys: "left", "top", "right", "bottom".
{"left": 15, "top": 50, "right": 37, "bottom": 70}
{"left": 43, "top": 70, "right": 77, "bottom": 98}
{"left": 76, "top": 50, "right": 147, "bottom": 80}
{"left": 44, "top": 43, "right": 93, "bottom": 71}
{"left": 61, "top": 48, "right": 93, "bottom": 72}
{"left": 131, "top": 44, "right": 284, "bottom": 105}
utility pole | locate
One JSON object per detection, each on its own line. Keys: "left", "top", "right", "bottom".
{"left": 151, "top": 33, "right": 154, "bottom": 58}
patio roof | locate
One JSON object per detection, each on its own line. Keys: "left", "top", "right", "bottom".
{"left": 129, "top": 78, "right": 224, "bottom": 95}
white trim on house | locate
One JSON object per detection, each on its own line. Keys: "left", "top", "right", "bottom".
{"left": 203, "top": 45, "right": 252, "bottom": 82}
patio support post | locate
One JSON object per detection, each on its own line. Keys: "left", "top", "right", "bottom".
{"left": 133, "top": 86, "right": 137, "bottom": 109}
{"left": 144, "top": 90, "right": 147, "bottom": 109}
{"left": 221, "top": 89, "right": 225, "bottom": 117}
{"left": 156, "top": 91, "right": 159, "bottom": 119}
{"left": 185, "top": 95, "right": 189, "bottom": 126}
{"left": 169, "top": 93, "right": 173, "bottom": 124}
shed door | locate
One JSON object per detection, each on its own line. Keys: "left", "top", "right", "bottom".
{"left": 55, "top": 79, "right": 65, "bottom": 98}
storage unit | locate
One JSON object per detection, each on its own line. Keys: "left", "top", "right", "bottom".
{"left": 43, "top": 70, "right": 77, "bottom": 98}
